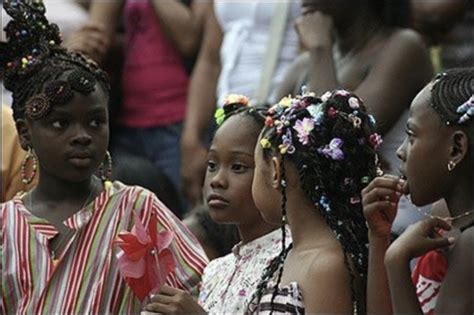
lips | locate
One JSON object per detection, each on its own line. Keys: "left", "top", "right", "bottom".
{"left": 398, "top": 168, "right": 409, "bottom": 195}
{"left": 206, "top": 193, "right": 230, "bottom": 209}
{"left": 68, "top": 151, "right": 94, "bottom": 168}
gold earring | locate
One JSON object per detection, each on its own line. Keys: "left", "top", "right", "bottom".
{"left": 99, "top": 151, "right": 113, "bottom": 181}
{"left": 447, "top": 160, "right": 457, "bottom": 172}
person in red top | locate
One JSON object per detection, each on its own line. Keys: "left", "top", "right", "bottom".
{"left": 363, "top": 68, "right": 474, "bottom": 315}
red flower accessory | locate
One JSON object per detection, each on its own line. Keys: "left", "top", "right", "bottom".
{"left": 114, "top": 212, "right": 176, "bottom": 301}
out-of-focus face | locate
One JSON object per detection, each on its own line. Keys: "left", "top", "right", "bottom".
{"left": 397, "top": 84, "right": 452, "bottom": 206}
{"left": 301, "top": 0, "right": 359, "bottom": 24}
{"left": 21, "top": 84, "right": 109, "bottom": 183}
{"left": 203, "top": 115, "right": 264, "bottom": 226}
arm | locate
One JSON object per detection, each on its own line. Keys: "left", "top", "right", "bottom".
{"left": 385, "top": 218, "right": 454, "bottom": 315}
{"left": 434, "top": 227, "right": 473, "bottom": 314}
{"left": 150, "top": 0, "right": 209, "bottom": 58}
{"left": 362, "top": 175, "right": 403, "bottom": 315}
{"left": 180, "top": 4, "right": 222, "bottom": 206}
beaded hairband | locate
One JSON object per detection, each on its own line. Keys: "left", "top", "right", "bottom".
{"left": 24, "top": 69, "right": 97, "bottom": 120}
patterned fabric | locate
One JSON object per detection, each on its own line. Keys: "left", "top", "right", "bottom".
{"left": 412, "top": 250, "right": 448, "bottom": 315}
{"left": 199, "top": 229, "right": 287, "bottom": 314}
{"left": 248, "top": 281, "right": 304, "bottom": 314}
{"left": 0, "top": 181, "right": 208, "bottom": 314}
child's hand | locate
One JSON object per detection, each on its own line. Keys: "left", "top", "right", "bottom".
{"left": 295, "top": 11, "right": 334, "bottom": 50}
{"left": 362, "top": 175, "right": 404, "bottom": 239}
{"left": 144, "top": 285, "right": 206, "bottom": 314}
{"left": 386, "top": 218, "right": 455, "bottom": 263}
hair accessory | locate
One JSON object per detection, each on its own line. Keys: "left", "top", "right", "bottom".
{"left": 278, "top": 96, "right": 293, "bottom": 108}
{"left": 214, "top": 108, "right": 226, "bottom": 126}
{"left": 280, "top": 179, "right": 288, "bottom": 188}
{"left": 293, "top": 117, "right": 314, "bottom": 145}
{"left": 327, "top": 107, "right": 338, "bottom": 118}
{"left": 317, "top": 138, "right": 344, "bottom": 160}
{"left": 223, "top": 94, "right": 250, "bottom": 106}
{"left": 321, "top": 91, "right": 332, "bottom": 102}
{"left": 350, "top": 196, "right": 361, "bottom": 204}
{"left": 260, "top": 138, "right": 272, "bottom": 149}
{"left": 348, "top": 97, "right": 360, "bottom": 109}
{"left": 334, "top": 90, "right": 350, "bottom": 97}
{"left": 361, "top": 176, "right": 370, "bottom": 184}
{"left": 44, "top": 80, "right": 74, "bottom": 105}
{"left": 264, "top": 116, "right": 274, "bottom": 127}
{"left": 319, "top": 195, "right": 331, "bottom": 212}
{"left": 456, "top": 95, "right": 474, "bottom": 124}
{"left": 368, "top": 133, "right": 383, "bottom": 149}
{"left": 21, "top": 147, "right": 38, "bottom": 185}
{"left": 278, "top": 129, "right": 296, "bottom": 154}
{"left": 25, "top": 94, "right": 50, "bottom": 119}
{"left": 68, "top": 70, "right": 96, "bottom": 94}
{"left": 368, "top": 114, "right": 377, "bottom": 127}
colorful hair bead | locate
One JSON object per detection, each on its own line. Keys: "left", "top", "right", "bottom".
{"left": 68, "top": 70, "right": 96, "bottom": 94}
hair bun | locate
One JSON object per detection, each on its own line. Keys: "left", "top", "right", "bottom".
{"left": 1, "top": 0, "right": 63, "bottom": 91}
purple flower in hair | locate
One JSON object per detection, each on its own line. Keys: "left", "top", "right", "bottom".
{"left": 293, "top": 118, "right": 315, "bottom": 145}
{"left": 318, "top": 138, "right": 344, "bottom": 160}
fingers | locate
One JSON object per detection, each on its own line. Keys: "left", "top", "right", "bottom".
{"left": 145, "top": 302, "right": 175, "bottom": 313}
{"left": 423, "top": 217, "right": 452, "bottom": 233}
{"left": 363, "top": 175, "right": 403, "bottom": 195}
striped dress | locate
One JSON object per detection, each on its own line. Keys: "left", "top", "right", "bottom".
{"left": 0, "top": 181, "right": 208, "bottom": 314}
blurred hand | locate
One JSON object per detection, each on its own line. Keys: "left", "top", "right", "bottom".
{"left": 63, "top": 22, "right": 110, "bottom": 63}
{"left": 144, "top": 285, "right": 206, "bottom": 314}
{"left": 362, "top": 175, "right": 404, "bottom": 239}
{"left": 387, "top": 218, "right": 454, "bottom": 262}
{"left": 295, "top": 11, "right": 334, "bottom": 50}
{"left": 181, "top": 138, "right": 207, "bottom": 207}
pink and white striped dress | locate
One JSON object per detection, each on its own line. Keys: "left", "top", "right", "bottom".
{"left": 1, "top": 181, "right": 208, "bottom": 314}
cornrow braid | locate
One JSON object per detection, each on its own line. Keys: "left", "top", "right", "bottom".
{"left": 431, "top": 68, "right": 474, "bottom": 126}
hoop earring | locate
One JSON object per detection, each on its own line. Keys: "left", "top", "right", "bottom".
{"left": 99, "top": 151, "right": 113, "bottom": 181}
{"left": 21, "top": 147, "right": 38, "bottom": 185}
{"left": 447, "top": 160, "right": 457, "bottom": 172}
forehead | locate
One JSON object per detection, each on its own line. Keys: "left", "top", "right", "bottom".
{"left": 46, "top": 85, "right": 108, "bottom": 115}
{"left": 409, "top": 84, "right": 438, "bottom": 126}
{"left": 212, "top": 115, "right": 260, "bottom": 153}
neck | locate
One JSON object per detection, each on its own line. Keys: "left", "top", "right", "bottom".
{"left": 33, "top": 172, "right": 99, "bottom": 204}
{"left": 335, "top": 11, "right": 384, "bottom": 54}
{"left": 445, "top": 175, "right": 474, "bottom": 218}
{"left": 285, "top": 191, "right": 334, "bottom": 250}
{"left": 238, "top": 219, "right": 277, "bottom": 244}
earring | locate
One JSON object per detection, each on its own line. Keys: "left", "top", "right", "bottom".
{"left": 21, "top": 147, "right": 38, "bottom": 185}
{"left": 447, "top": 160, "right": 457, "bottom": 172}
{"left": 99, "top": 151, "right": 113, "bottom": 181}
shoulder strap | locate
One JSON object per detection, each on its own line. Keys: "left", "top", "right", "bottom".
{"left": 254, "top": 1, "right": 292, "bottom": 105}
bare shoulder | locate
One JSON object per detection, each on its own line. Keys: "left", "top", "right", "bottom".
{"left": 384, "top": 28, "right": 429, "bottom": 56}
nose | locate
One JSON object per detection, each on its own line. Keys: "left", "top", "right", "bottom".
{"left": 396, "top": 137, "right": 407, "bottom": 162}
{"left": 70, "top": 123, "right": 92, "bottom": 146}
{"left": 209, "top": 167, "right": 228, "bottom": 190}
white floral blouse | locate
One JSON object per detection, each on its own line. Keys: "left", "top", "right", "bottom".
{"left": 198, "top": 228, "right": 289, "bottom": 314}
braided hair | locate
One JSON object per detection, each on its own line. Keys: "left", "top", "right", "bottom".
{"left": 214, "top": 94, "right": 268, "bottom": 130}
{"left": 430, "top": 68, "right": 474, "bottom": 153}
{"left": 0, "top": 0, "right": 110, "bottom": 122}
{"left": 248, "top": 90, "right": 380, "bottom": 313}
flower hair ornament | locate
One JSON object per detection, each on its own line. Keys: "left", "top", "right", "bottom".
{"left": 214, "top": 94, "right": 250, "bottom": 126}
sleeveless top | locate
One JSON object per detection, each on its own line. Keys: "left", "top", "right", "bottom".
{"left": 247, "top": 281, "right": 305, "bottom": 315}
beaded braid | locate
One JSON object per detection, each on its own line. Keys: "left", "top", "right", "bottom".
{"left": 248, "top": 90, "right": 379, "bottom": 313}
{"left": 0, "top": 0, "right": 110, "bottom": 122}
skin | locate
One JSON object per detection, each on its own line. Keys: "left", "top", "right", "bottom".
{"left": 146, "top": 114, "right": 276, "bottom": 314}
{"left": 363, "top": 83, "right": 474, "bottom": 314}
{"left": 251, "top": 143, "right": 361, "bottom": 314}
{"left": 16, "top": 82, "right": 109, "bottom": 257}
{"left": 277, "top": 0, "right": 433, "bottom": 137}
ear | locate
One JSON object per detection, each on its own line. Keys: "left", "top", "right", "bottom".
{"left": 449, "top": 130, "right": 469, "bottom": 165}
{"left": 270, "top": 156, "right": 281, "bottom": 189}
{"left": 15, "top": 119, "right": 32, "bottom": 151}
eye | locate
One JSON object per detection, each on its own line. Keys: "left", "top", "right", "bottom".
{"left": 89, "top": 118, "right": 104, "bottom": 128}
{"left": 51, "top": 119, "right": 67, "bottom": 129}
{"left": 207, "top": 160, "right": 217, "bottom": 172}
{"left": 231, "top": 163, "right": 249, "bottom": 173}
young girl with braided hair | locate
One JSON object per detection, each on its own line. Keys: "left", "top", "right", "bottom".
{"left": 247, "top": 89, "right": 381, "bottom": 314}
{"left": 363, "top": 67, "right": 474, "bottom": 315}
{"left": 0, "top": 1, "right": 207, "bottom": 313}
{"left": 144, "top": 95, "right": 287, "bottom": 314}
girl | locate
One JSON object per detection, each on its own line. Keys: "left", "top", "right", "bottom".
{"left": 248, "top": 90, "right": 380, "bottom": 313}
{"left": 0, "top": 1, "right": 207, "bottom": 313}
{"left": 145, "top": 95, "right": 286, "bottom": 314}
{"left": 363, "top": 68, "right": 474, "bottom": 315}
